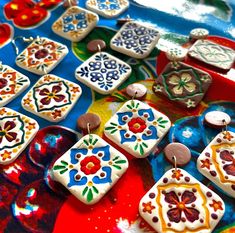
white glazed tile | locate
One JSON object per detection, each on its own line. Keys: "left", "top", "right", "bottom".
{"left": 52, "top": 134, "right": 128, "bottom": 204}
{"left": 0, "top": 65, "right": 30, "bottom": 107}
{"left": 104, "top": 100, "right": 171, "bottom": 158}
{"left": 16, "top": 37, "right": 68, "bottom": 75}
{"left": 139, "top": 168, "right": 225, "bottom": 233}
{"left": 188, "top": 39, "right": 235, "bottom": 70}
{"left": 75, "top": 52, "right": 131, "bottom": 94}
{"left": 52, "top": 6, "right": 99, "bottom": 42}
{"left": 110, "top": 21, "right": 160, "bottom": 59}
{"left": 0, "top": 107, "right": 39, "bottom": 165}
{"left": 86, "top": 0, "right": 129, "bottom": 18}
{"left": 197, "top": 131, "right": 235, "bottom": 198}
{"left": 22, "top": 74, "right": 82, "bottom": 122}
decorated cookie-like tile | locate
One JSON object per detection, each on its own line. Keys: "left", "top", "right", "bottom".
{"left": 22, "top": 74, "right": 82, "bottom": 122}
{"left": 188, "top": 39, "right": 235, "bottom": 70}
{"left": 197, "top": 131, "right": 235, "bottom": 198}
{"left": 16, "top": 37, "right": 68, "bottom": 75}
{"left": 0, "top": 107, "right": 39, "bottom": 165}
{"left": 75, "top": 52, "right": 131, "bottom": 94}
{"left": 139, "top": 168, "right": 225, "bottom": 233}
{"left": 0, "top": 64, "right": 30, "bottom": 107}
{"left": 110, "top": 21, "right": 160, "bottom": 59}
{"left": 52, "top": 134, "right": 128, "bottom": 204}
{"left": 152, "top": 62, "right": 212, "bottom": 108}
{"left": 86, "top": 0, "right": 129, "bottom": 18}
{"left": 52, "top": 6, "right": 99, "bottom": 42}
{"left": 104, "top": 100, "right": 171, "bottom": 158}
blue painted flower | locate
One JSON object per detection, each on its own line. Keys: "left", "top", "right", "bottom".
{"left": 124, "top": 39, "right": 138, "bottom": 49}
{"left": 134, "top": 26, "right": 147, "bottom": 36}
{"left": 63, "top": 12, "right": 87, "bottom": 33}
{"left": 121, "top": 30, "right": 133, "bottom": 40}
{"left": 89, "top": 61, "right": 102, "bottom": 71}
{"left": 139, "top": 35, "right": 152, "bottom": 45}
{"left": 97, "top": 0, "right": 120, "bottom": 10}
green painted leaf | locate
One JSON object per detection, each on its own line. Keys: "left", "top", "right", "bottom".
{"left": 115, "top": 160, "right": 126, "bottom": 164}
{"left": 82, "top": 186, "right": 88, "bottom": 196}
{"left": 61, "top": 160, "right": 68, "bottom": 166}
{"left": 60, "top": 168, "right": 68, "bottom": 174}
{"left": 111, "top": 129, "right": 118, "bottom": 134}
{"left": 113, "top": 156, "right": 120, "bottom": 161}
{"left": 105, "top": 126, "right": 116, "bottom": 131}
{"left": 159, "top": 120, "right": 168, "bottom": 124}
{"left": 139, "top": 144, "right": 144, "bottom": 156}
{"left": 112, "top": 164, "right": 121, "bottom": 170}
{"left": 83, "top": 139, "right": 89, "bottom": 146}
{"left": 134, "top": 144, "right": 138, "bottom": 151}
{"left": 111, "top": 122, "right": 118, "bottom": 126}
{"left": 92, "top": 186, "right": 99, "bottom": 194}
{"left": 157, "top": 117, "right": 163, "bottom": 122}
{"left": 142, "top": 142, "right": 148, "bottom": 148}
{"left": 89, "top": 135, "right": 93, "bottom": 144}
{"left": 127, "top": 105, "right": 132, "bottom": 110}
{"left": 159, "top": 125, "right": 166, "bottom": 128}
{"left": 87, "top": 189, "right": 93, "bottom": 202}
{"left": 92, "top": 138, "right": 98, "bottom": 145}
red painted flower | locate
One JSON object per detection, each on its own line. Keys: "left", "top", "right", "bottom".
{"left": 164, "top": 190, "right": 199, "bottom": 223}
{"left": 128, "top": 117, "right": 147, "bottom": 133}
{"left": 37, "top": 0, "right": 63, "bottom": 9}
{"left": 80, "top": 156, "right": 101, "bottom": 175}
{"left": 0, "top": 121, "right": 17, "bottom": 144}
{"left": 220, "top": 150, "right": 235, "bottom": 176}
{"left": 39, "top": 85, "right": 65, "bottom": 105}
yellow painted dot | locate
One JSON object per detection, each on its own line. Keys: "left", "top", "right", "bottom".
{"left": 11, "top": 3, "right": 18, "bottom": 10}
{"left": 88, "top": 181, "right": 93, "bottom": 186}
{"left": 13, "top": 149, "right": 18, "bottom": 153}
{"left": 21, "top": 15, "right": 28, "bottom": 20}
{"left": 33, "top": 10, "right": 39, "bottom": 14}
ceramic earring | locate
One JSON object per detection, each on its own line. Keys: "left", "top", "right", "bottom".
{"left": 152, "top": 47, "right": 212, "bottom": 108}
{"left": 52, "top": 118, "right": 129, "bottom": 204}
{"left": 13, "top": 36, "right": 68, "bottom": 75}
{"left": 139, "top": 157, "right": 225, "bottom": 233}
{"left": 52, "top": 2, "right": 99, "bottom": 42}
{"left": 197, "top": 117, "right": 235, "bottom": 198}
{"left": 0, "top": 61, "right": 30, "bottom": 107}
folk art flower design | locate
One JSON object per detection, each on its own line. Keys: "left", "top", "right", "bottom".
{"left": 219, "top": 150, "right": 235, "bottom": 176}
{"left": 0, "top": 121, "right": 17, "bottom": 143}
{"left": 97, "top": 0, "right": 121, "bottom": 10}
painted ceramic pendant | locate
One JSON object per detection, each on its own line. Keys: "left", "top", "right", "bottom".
{"left": 15, "top": 37, "right": 68, "bottom": 75}
{"left": 152, "top": 62, "right": 212, "bottom": 108}
{"left": 75, "top": 52, "right": 131, "bottom": 94}
{"left": 189, "top": 28, "right": 209, "bottom": 40}
{"left": 52, "top": 6, "right": 99, "bottom": 42}
{"left": 86, "top": 0, "right": 129, "bottom": 18}
{"left": 188, "top": 39, "right": 235, "bottom": 70}
{"left": 110, "top": 21, "right": 160, "bottom": 59}
{"left": 204, "top": 111, "right": 231, "bottom": 128}
{"left": 197, "top": 131, "right": 235, "bottom": 198}
{"left": 0, "top": 107, "right": 39, "bottom": 165}
{"left": 21, "top": 74, "right": 82, "bottom": 122}
{"left": 52, "top": 134, "right": 128, "bottom": 204}
{"left": 139, "top": 168, "right": 225, "bottom": 233}
{"left": 0, "top": 64, "right": 30, "bottom": 107}
{"left": 104, "top": 99, "right": 171, "bottom": 158}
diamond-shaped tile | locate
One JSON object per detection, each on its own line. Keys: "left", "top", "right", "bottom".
{"left": 110, "top": 21, "right": 160, "bottom": 59}
{"left": 0, "top": 64, "right": 30, "bottom": 107}
{"left": 52, "top": 6, "right": 99, "bottom": 42}
{"left": 22, "top": 74, "right": 82, "bottom": 122}
{"left": 16, "top": 37, "right": 68, "bottom": 75}
{"left": 197, "top": 131, "right": 235, "bottom": 198}
{"left": 139, "top": 168, "right": 225, "bottom": 233}
{"left": 188, "top": 39, "right": 235, "bottom": 70}
{"left": 86, "top": 0, "right": 129, "bottom": 18}
{"left": 0, "top": 107, "right": 39, "bottom": 165}
{"left": 52, "top": 134, "right": 128, "bottom": 204}
{"left": 152, "top": 62, "right": 212, "bottom": 108}
{"left": 104, "top": 100, "right": 171, "bottom": 158}
{"left": 75, "top": 52, "right": 131, "bottom": 94}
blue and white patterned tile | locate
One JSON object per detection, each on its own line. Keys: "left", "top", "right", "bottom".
{"left": 75, "top": 52, "right": 131, "bottom": 94}
{"left": 52, "top": 6, "right": 99, "bottom": 42}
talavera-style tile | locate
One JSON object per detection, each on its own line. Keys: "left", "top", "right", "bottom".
{"left": 52, "top": 134, "right": 128, "bottom": 204}
{"left": 52, "top": 6, "right": 99, "bottom": 42}
{"left": 104, "top": 100, "right": 171, "bottom": 158}
{"left": 0, "top": 64, "right": 30, "bottom": 107}
{"left": 139, "top": 168, "right": 225, "bottom": 233}
{"left": 86, "top": 0, "right": 129, "bottom": 18}
{"left": 197, "top": 131, "right": 235, "bottom": 198}
{"left": 188, "top": 39, "right": 235, "bottom": 70}
{"left": 16, "top": 37, "right": 68, "bottom": 75}
{"left": 110, "top": 21, "right": 160, "bottom": 59}
{"left": 75, "top": 52, "right": 131, "bottom": 94}
{"left": 0, "top": 107, "right": 39, "bottom": 165}
{"left": 22, "top": 74, "right": 82, "bottom": 122}
{"left": 152, "top": 62, "right": 212, "bottom": 108}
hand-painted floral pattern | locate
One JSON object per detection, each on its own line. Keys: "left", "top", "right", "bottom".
{"left": 0, "top": 121, "right": 17, "bottom": 143}
{"left": 53, "top": 134, "right": 128, "bottom": 204}
{"left": 111, "top": 21, "right": 159, "bottom": 58}
{"left": 219, "top": 150, "right": 235, "bottom": 176}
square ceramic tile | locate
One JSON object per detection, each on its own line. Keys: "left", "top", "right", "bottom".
{"left": 75, "top": 52, "right": 131, "bottom": 94}
{"left": 197, "top": 131, "right": 235, "bottom": 198}
{"left": 86, "top": 0, "right": 129, "bottom": 18}
{"left": 152, "top": 62, "right": 212, "bottom": 108}
{"left": 139, "top": 168, "right": 225, "bottom": 233}
{"left": 16, "top": 37, "right": 68, "bottom": 75}
{"left": 22, "top": 74, "right": 82, "bottom": 122}
{"left": 110, "top": 21, "right": 160, "bottom": 59}
{"left": 104, "top": 100, "right": 171, "bottom": 158}
{"left": 188, "top": 39, "right": 235, "bottom": 70}
{"left": 0, "top": 107, "right": 39, "bottom": 165}
{"left": 52, "top": 6, "right": 99, "bottom": 42}
{"left": 52, "top": 134, "right": 128, "bottom": 204}
{"left": 0, "top": 64, "right": 30, "bottom": 107}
